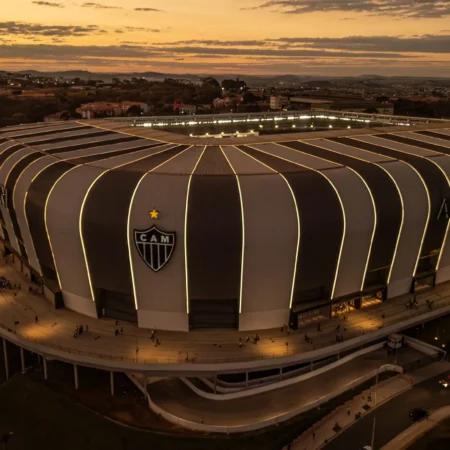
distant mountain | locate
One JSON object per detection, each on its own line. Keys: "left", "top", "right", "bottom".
{"left": 3, "top": 69, "right": 450, "bottom": 84}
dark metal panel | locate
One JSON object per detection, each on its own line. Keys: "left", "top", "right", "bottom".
{"left": 378, "top": 133, "right": 450, "bottom": 154}
{"left": 0, "top": 144, "right": 23, "bottom": 166}
{"left": 416, "top": 130, "right": 450, "bottom": 142}
{"left": 2, "top": 125, "right": 90, "bottom": 140}
{"left": 24, "top": 130, "right": 114, "bottom": 146}
{"left": 47, "top": 136, "right": 140, "bottom": 155}
{"left": 25, "top": 161, "right": 72, "bottom": 282}
{"left": 187, "top": 147, "right": 242, "bottom": 309}
{"left": 81, "top": 145, "right": 188, "bottom": 318}
{"left": 5, "top": 152, "right": 45, "bottom": 260}
{"left": 286, "top": 140, "right": 402, "bottom": 288}
{"left": 334, "top": 136, "right": 449, "bottom": 275}
{"left": 68, "top": 142, "right": 164, "bottom": 165}
{"left": 238, "top": 145, "right": 343, "bottom": 307}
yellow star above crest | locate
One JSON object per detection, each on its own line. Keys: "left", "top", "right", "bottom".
{"left": 149, "top": 208, "right": 159, "bottom": 220}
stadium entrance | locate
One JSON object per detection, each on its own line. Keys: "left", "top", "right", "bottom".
{"left": 189, "top": 299, "right": 239, "bottom": 329}
{"left": 412, "top": 271, "right": 436, "bottom": 293}
{"left": 333, "top": 286, "right": 386, "bottom": 314}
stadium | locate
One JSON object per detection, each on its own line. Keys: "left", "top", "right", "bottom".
{"left": 1, "top": 110, "right": 450, "bottom": 333}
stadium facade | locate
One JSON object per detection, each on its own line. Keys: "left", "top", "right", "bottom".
{"left": 1, "top": 114, "right": 450, "bottom": 332}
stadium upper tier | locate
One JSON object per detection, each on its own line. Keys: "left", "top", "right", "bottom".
{"left": 0, "top": 113, "right": 450, "bottom": 332}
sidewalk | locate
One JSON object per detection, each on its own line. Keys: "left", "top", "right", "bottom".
{"left": 381, "top": 405, "right": 450, "bottom": 450}
{"left": 286, "top": 361, "right": 450, "bottom": 450}
{"left": 1, "top": 258, "right": 450, "bottom": 365}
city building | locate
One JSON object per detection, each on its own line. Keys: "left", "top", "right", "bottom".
{"left": 76, "top": 101, "right": 148, "bottom": 119}
{"left": 0, "top": 113, "right": 449, "bottom": 333}
{"left": 270, "top": 95, "right": 290, "bottom": 110}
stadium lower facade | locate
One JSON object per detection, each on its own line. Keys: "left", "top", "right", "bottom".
{"left": 1, "top": 113, "right": 450, "bottom": 332}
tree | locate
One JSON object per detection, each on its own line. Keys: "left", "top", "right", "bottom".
{"left": 242, "top": 91, "right": 257, "bottom": 104}
{"left": 202, "top": 77, "right": 220, "bottom": 89}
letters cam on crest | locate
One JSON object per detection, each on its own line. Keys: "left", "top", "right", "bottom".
{"left": 134, "top": 226, "right": 176, "bottom": 272}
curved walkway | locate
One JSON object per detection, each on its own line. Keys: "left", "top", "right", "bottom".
{"left": 382, "top": 405, "right": 450, "bottom": 450}
{"left": 147, "top": 348, "right": 421, "bottom": 431}
{"left": 1, "top": 260, "right": 450, "bottom": 375}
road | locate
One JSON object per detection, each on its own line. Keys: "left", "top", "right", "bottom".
{"left": 408, "top": 417, "right": 450, "bottom": 450}
{"left": 148, "top": 348, "right": 422, "bottom": 427}
{"left": 324, "top": 372, "right": 450, "bottom": 450}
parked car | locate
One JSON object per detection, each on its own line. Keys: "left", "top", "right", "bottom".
{"left": 409, "top": 408, "right": 428, "bottom": 421}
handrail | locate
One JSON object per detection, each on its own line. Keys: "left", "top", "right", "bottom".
{"left": 1, "top": 300, "right": 450, "bottom": 374}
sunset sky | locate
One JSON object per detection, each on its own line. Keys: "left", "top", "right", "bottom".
{"left": 2, "top": 0, "right": 450, "bottom": 75}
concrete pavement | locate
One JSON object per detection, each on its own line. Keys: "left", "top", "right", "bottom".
{"left": 1, "top": 260, "right": 450, "bottom": 367}
{"left": 147, "top": 348, "right": 421, "bottom": 427}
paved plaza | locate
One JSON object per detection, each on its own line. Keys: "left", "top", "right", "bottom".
{"left": 1, "top": 260, "right": 450, "bottom": 367}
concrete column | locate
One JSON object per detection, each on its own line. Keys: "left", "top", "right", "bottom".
{"left": 245, "top": 371, "right": 249, "bottom": 388}
{"left": 20, "top": 347, "right": 25, "bottom": 374}
{"left": 110, "top": 371, "right": 114, "bottom": 396}
{"left": 2, "top": 339, "right": 9, "bottom": 380}
{"left": 43, "top": 355, "right": 48, "bottom": 380}
{"left": 74, "top": 364, "right": 79, "bottom": 390}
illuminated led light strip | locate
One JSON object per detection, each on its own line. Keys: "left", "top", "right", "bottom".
{"left": 345, "top": 166, "right": 377, "bottom": 291}
{"left": 248, "top": 142, "right": 347, "bottom": 302}
{"left": 1, "top": 151, "right": 37, "bottom": 252}
{"left": 381, "top": 169, "right": 404, "bottom": 283}
{"left": 300, "top": 139, "right": 404, "bottom": 287}
{"left": 273, "top": 142, "right": 349, "bottom": 299}
{"left": 0, "top": 142, "right": 22, "bottom": 157}
{"left": 437, "top": 220, "right": 450, "bottom": 270}
{"left": 357, "top": 135, "right": 450, "bottom": 274}
{"left": 396, "top": 131, "right": 450, "bottom": 151}
{"left": 184, "top": 146, "right": 207, "bottom": 314}
{"left": 13, "top": 128, "right": 101, "bottom": 145}
{"left": 77, "top": 120, "right": 173, "bottom": 145}
{"left": 23, "top": 161, "right": 60, "bottom": 276}
{"left": 80, "top": 171, "right": 107, "bottom": 301}
{"left": 80, "top": 144, "right": 182, "bottom": 303}
{"left": 127, "top": 145, "right": 192, "bottom": 310}
{"left": 246, "top": 144, "right": 346, "bottom": 304}
{"left": 44, "top": 166, "right": 79, "bottom": 289}
{"left": 231, "top": 145, "right": 300, "bottom": 310}
{"left": 350, "top": 137, "right": 432, "bottom": 277}
{"left": 219, "top": 146, "right": 245, "bottom": 314}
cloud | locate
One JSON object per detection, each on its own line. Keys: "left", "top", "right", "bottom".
{"left": 0, "top": 21, "right": 106, "bottom": 37}
{"left": 0, "top": 42, "right": 411, "bottom": 60}
{"left": 123, "top": 26, "right": 161, "bottom": 33}
{"left": 81, "top": 2, "right": 122, "bottom": 9}
{"left": 270, "top": 34, "right": 450, "bottom": 53}
{"left": 32, "top": 1, "right": 64, "bottom": 7}
{"left": 134, "top": 8, "right": 163, "bottom": 12}
{"left": 164, "top": 34, "right": 450, "bottom": 54}
{"left": 247, "top": 0, "right": 450, "bottom": 19}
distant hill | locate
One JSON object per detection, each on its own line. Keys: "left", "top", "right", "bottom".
{"left": 2, "top": 70, "right": 450, "bottom": 84}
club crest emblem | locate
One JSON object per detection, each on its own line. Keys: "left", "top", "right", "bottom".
{"left": 134, "top": 226, "right": 176, "bottom": 272}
